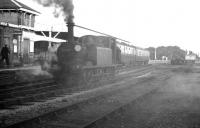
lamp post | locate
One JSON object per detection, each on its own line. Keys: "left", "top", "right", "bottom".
{"left": 155, "top": 47, "right": 157, "bottom": 60}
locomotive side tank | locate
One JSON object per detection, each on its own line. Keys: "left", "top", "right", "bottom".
{"left": 78, "top": 35, "right": 115, "bottom": 66}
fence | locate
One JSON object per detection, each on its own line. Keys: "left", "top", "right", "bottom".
{"left": 148, "top": 60, "right": 171, "bottom": 64}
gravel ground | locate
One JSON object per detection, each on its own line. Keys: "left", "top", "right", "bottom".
{"left": 37, "top": 71, "right": 165, "bottom": 128}
{"left": 100, "top": 65, "right": 200, "bottom": 128}
{"left": 0, "top": 66, "right": 153, "bottom": 127}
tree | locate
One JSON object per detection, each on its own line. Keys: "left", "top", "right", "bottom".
{"left": 145, "top": 46, "right": 186, "bottom": 60}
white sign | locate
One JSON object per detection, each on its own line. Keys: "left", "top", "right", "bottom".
{"left": 13, "top": 39, "right": 17, "bottom": 44}
{"left": 14, "top": 45, "right": 17, "bottom": 53}
{"left": 0, "top": 22, "right": 8, "bottom": 26}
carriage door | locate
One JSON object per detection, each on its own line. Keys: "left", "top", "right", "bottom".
{"left": 22, "top": 38, "right": 30, "bottom": 64}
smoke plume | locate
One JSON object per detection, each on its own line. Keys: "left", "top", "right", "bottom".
{"left": 33, "top": 0, "right": 74, "bottom": 21}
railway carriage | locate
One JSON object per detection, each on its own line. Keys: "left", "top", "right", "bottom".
{"left": 116, "top": 42, "right": 149, "bottom": 66}
{"left": 117, "top": 43, "right": 136, "bottom": 65}
{"left": 135, "top": 48, "right": 150, "bottom": 65}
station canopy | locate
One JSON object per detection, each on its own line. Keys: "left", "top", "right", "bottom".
{"left": 33, "top": 34, "right": 66, "bottom": 43}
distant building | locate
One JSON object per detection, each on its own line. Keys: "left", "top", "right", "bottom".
{"left": 0, "top": 0, "right": 65, "bottom": 67}
{"left": 185, "top": 53, "right": 196, "bottom": 64}
{"left": 162, "top": 56, "right": 168, "bottom": 60}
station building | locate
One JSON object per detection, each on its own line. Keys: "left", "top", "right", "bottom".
{"left": 0, "top": 0, "right": 65, "bottom": 67}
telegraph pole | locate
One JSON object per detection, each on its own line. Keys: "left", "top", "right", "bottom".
{"left": 155, "top": 47, "right": 157, "bottom": 60}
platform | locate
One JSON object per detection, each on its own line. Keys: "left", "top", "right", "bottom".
{"left": 0, "top": 65, "right": 41, "bottom": 72}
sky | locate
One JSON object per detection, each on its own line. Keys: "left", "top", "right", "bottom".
{"left": 17, "top": 0, "right": 200, "bottom": 54}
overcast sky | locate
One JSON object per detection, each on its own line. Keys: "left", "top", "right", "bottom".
{"left": 18, "top": 0, "right": 200, "bottom": 53}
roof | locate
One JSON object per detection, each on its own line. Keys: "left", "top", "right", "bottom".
{"left": 22, "top": 31, "right": 66, "bottom": 43}
{"left": 35, "top": 31, "right": 79, "bottom": 41}
{"left": 33, "top": 34, "right": 66, "bottom": 43}
{"left": 186, "top": 54, "right": 196, "bottom": 57}
{"left": 0, "top": 0, "right": 40, "bottom": 15}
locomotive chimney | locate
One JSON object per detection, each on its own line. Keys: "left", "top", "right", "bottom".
{"left": 67, "top": 14, "right": 74, "bottom": 43}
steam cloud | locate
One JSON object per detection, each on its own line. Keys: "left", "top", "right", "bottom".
{"left": 33, "top": 0, "right": 74, "bottom": 21}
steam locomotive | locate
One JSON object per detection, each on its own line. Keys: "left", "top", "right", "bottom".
{"left": 54, "top": 35, "right": 150, "bottom": 86}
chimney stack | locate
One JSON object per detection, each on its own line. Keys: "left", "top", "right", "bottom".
{"left": 67, "top": 15, "right": 74, "bottom": 43}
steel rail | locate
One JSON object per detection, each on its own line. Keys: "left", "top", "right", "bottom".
{"left": 4, "top": 66, "right": 154, "bottom": 128}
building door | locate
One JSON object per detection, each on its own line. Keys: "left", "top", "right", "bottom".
{"left": 22, "top": 39, "right": 30, "bottom": 64}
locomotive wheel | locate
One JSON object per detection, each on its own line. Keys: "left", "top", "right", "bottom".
{"left": 82, "top": 70, "right": 93, "bottom": 86}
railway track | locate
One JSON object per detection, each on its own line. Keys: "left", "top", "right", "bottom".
{"left": 39, "top": 89, "right": 159, "bottom": 128}
{"left": 112, "top": 65, "right": 154, "bottom": 83}
{"left": 4, "top": 65, "right": 167, "bottom": 128}
{"left": 117, "top": 65, "right": 153, "bottom": 76}
{"left": 0, "top": 78, "right": 64, "bottom": 109}
{"left": 64, "top": 65, "right": 154, "bottom": 99}
{"left": 116, "top": 64, "right": 152, "bottom": 73}
{"left": 0, "top": 65, "right": 153, "bottom": 110}
{"left": 41, "top": 73, "right": 169, "bottom": 128}
{"left": 82, "top": 88, "right": 159, "bottom": 128}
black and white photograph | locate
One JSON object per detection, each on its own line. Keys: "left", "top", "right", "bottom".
{"left": 0, "top": 0, "right": 200, "bottom": 127}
